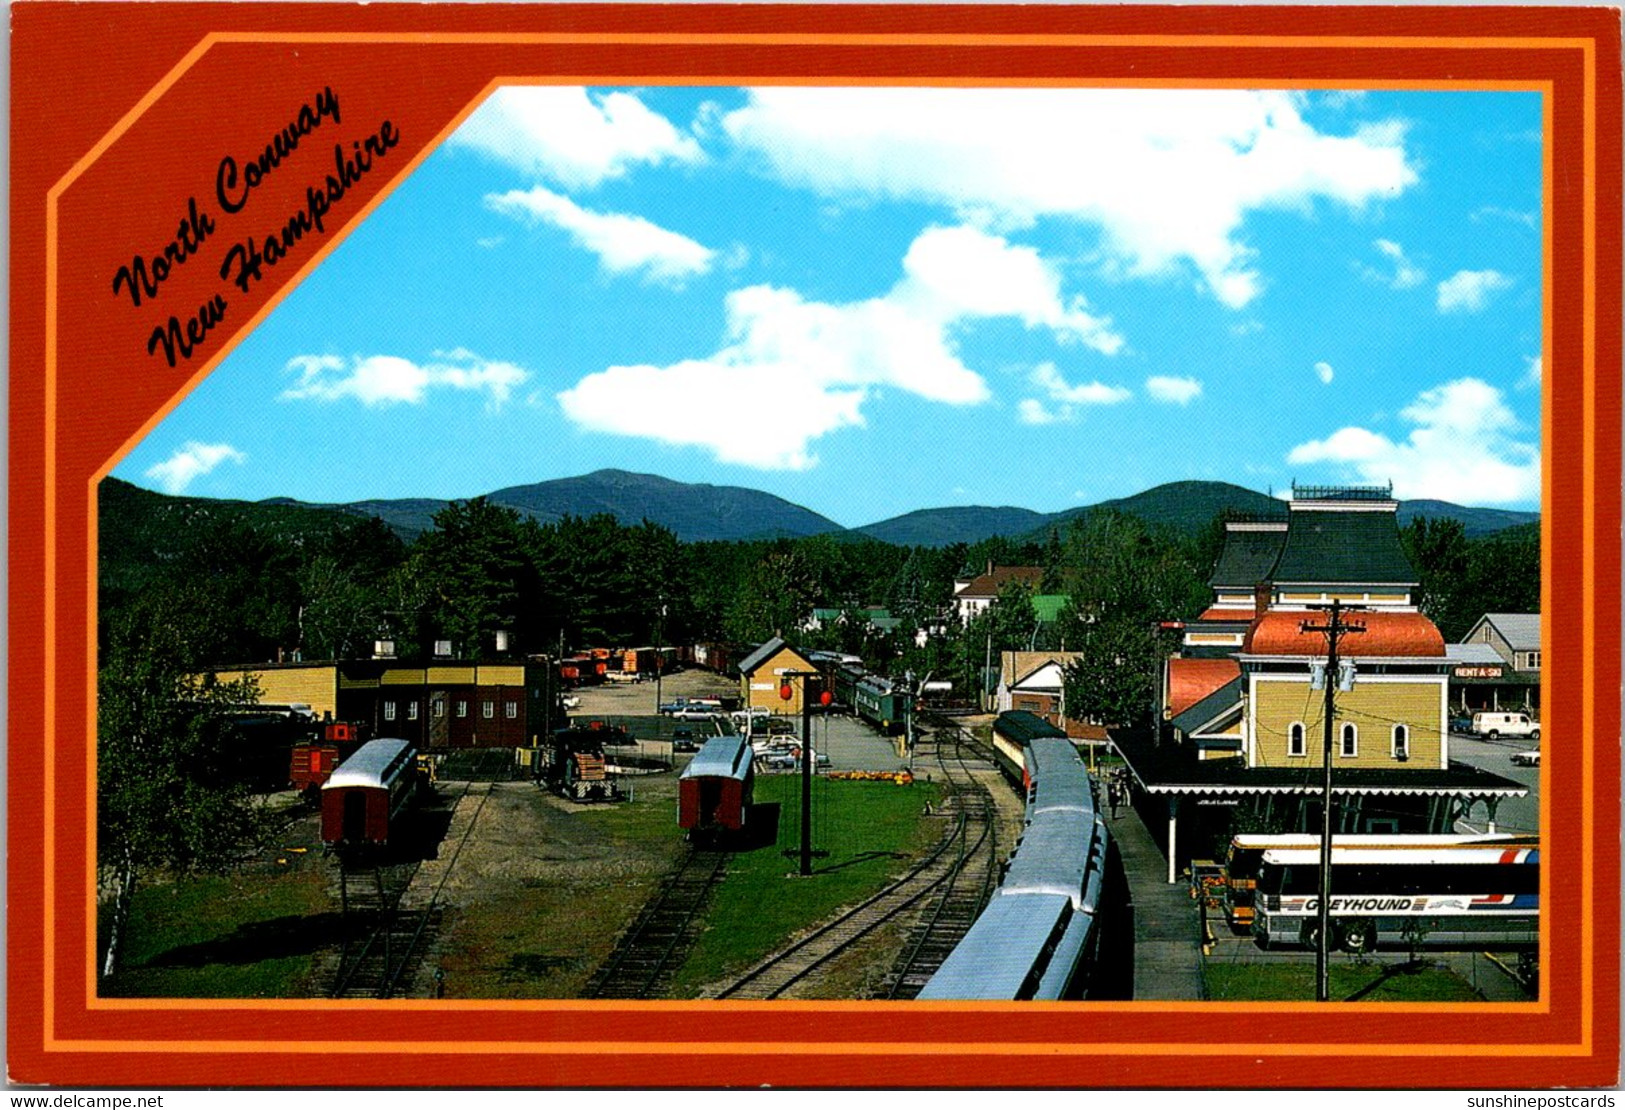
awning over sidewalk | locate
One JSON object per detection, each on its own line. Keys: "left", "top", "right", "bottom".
{"left": 1110, "top": 727, "right": 1528, "bottom": 884}
{"left": 1112, "top": 728, "right": 1527, "bottom": 797}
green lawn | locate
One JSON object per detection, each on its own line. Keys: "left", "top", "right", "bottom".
{"left": 99, "top": 863, "right": 332, "bottom": 998}
{"left": 1203, "top": 959, "right": 1484, "bottom": 1002}
{"left": 671, "top": 774, "right": 943, "bottom": 993}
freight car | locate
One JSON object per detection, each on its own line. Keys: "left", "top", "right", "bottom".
{"left": 538, "top": 726, "right": 620, "bottom": 802}
{"left": 677, "top": 734, "right": 755, "bottom": 842}
{"left": 320, "top": 738, "right": 419, "bottom": 853}
{"left": 917, "top": 737, "right": 1110, "bottom": 1000}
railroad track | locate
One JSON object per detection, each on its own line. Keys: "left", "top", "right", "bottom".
{"left": 328, "top": 781, "right": 493, "bottom": 999}
{"left": 584, "top": 848, "right": 729, "bottom": 999}
{"left": 709, "top": 727, "right": 998, "bottom": 1001}
{"left": 879, "top": 726, "right": 1002, "bottom": 999}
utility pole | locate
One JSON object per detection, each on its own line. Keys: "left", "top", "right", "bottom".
{"left": 654, "top": 598, "right": 667, "bottom": 723}
{"left": 1301, "top": 600, "right": 1365, "bottom": 1002}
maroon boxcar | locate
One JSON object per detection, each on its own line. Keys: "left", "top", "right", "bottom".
{"left": 677, "top": 734, "right": 754, "bottom": 840}
{"left": 321, "top": 738, "right": 417, "bottom": 850}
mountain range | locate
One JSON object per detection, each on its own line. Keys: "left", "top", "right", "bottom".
{"left": 133, "top": 468, "right": 1541, "bottom": 546}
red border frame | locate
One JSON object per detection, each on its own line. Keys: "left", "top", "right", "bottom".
{"left": 9, "top": 3, "right": 1620, "bottom": 1088}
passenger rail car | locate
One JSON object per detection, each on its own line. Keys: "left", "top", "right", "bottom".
{"left": 678, "top": 734, "right": 755, "bottom": 841}
{"left": 852, "top": 675, "right": 908, "bottom": 734}
{"left": 321, "top": 738, "right": 418, "bottom": 851}
{"left": 918, "top": 737, "right": 1110, "bottom": 1000}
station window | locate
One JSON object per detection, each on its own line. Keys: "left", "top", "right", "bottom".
{"left": 1340, "top": 723, "right": 1358, "bottom": 758}
{"left": 1287, "top": 722, "right": 1306, "bottom": 757}
{"left": 1392, "top": 724, "right": 1409, "bottom": 760}
{"left": 1525, "top": 651, "right": 1542, "bottom": 669}
{"left": 383, "top": 701, "right": 396, "bottom": 721}
{"left": 433, "top": 698, "right": 445, "bottom": 718}
{"left": 506, "top": 702, "right": 518, "bottom": 719}
{"left": 483, "top": 700, "right": 494, "bottom": 719}
{"left": 456, "top": 700, "right": 468, "bottom": 718}
{"left": 407, "top": 701, "right": 419, "bottom": 721}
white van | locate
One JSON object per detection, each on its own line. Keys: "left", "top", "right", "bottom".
{"left": 1471, "top": 711, "right": 1540, "bottom": 740}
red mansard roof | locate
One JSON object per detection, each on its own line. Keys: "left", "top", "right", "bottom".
{"left": 1168, "top": 658, "right": 1242, "bottom": 716}
{"left": 1243, "top": 610, "right": 1446, "bottom": 658}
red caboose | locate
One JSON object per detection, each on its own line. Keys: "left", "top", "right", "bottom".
{"left": 290, "top": 720, "right": 364, "bottom": 794}
{"left": 321, "top": 738, "right": 417, "bottom": 850}
{"left": 677, "top": 734, "right": 755, "bottom": 840}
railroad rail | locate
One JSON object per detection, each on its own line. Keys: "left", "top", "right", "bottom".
{"left": 709, "top": 725, "right": 998, "bottom": 1001}
{"left": 584, "top": 848, "right": 730, "bottom": 999}
{"left": 328, "top": 781, "right": 493, "bottom": 998}
{"left": 879, "top": 725, "right": 1003, "bottom": 998}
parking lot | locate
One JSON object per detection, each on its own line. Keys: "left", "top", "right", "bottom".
{"left": 1446, "top": 729, "right": 1542, "bottom": 836}
{"left": 564, "top": 667, "right": 911, "bottom": 774}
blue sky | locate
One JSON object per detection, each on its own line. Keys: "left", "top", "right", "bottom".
{"left": 117, "top": 86, "right": 1544, "bottom": 527}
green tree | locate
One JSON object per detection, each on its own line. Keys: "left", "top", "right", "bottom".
{"left": 1060, "top": 615, "right": 1164, "bottom": 729}
{"left": 1400, "top": 516, "right": 1473, "bottom": 639}
{"left": 412, "top": 498, "right": 539, "bottom": 655}
{"left": 97, "top": 586, "right": 265, "bottom": 977}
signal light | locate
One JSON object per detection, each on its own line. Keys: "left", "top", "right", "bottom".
{"left": 779, "top": 683, "right": 793, "bottom": 701}
{"left": 820, "top": 690, "right": 832, "bottom": 706}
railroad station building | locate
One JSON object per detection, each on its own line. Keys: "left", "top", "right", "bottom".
{"left": 1118, "top": 485, "right": 1528, "bottom": 882}
{"left": 207, "top": 646, "right": 555, "bottom": 749}
{"left": 737, "top": 636, "right": 824, "bottom": 716}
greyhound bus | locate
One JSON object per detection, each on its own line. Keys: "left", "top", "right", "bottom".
{"left": 1221, "top": 832, "right": 1537, "bottom": 930}
{"left": 1250, "top": 840, "right": 1539, "bottom": 953}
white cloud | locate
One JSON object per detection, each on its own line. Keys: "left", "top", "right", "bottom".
{"left": 144, "top": 441, "right": 245, "bottom": 495}
{"left": 1437, "top": 269, "right": 1514, "bottom": 314}
{"left": 282, "top": 350, "right": 529, "bottom": 408}
{"left": 1357, "top": 238, "right": 1425, "bottom": 289}
{"left": 451, "top": 87, "right": 702, "bottom": 189}
{"left": 1520, "top": 354, "right": 1542, "bottom": 390}
{"left": 557, "top": 224, "right": 1121, "bottom": 469}
{"left": 1146, "top": 375, "right": 1203, "bottom": 405}
{"left": 1018, "top": 362, "right": 1131, "bottom": 424}
{"left": 1472, "top": 206, "right": 1538, "bottom": 230}
{"left": 1018, "top": 398, "right": 1064, "bottom": 425}
{"left": 485, "top": 186, "right": 716, "bottom": 285}
{"left": 1287, "top": 377, "right": 1539, "bottom": 503}
{"left": 1315, "top": 361, "right": 1335, "bottom": 385}
{"left": 721, "top": 88, "right": 1415, "bottom": 308}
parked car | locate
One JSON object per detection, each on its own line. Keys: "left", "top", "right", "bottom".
{"left": 1510, "top": 747, "right": 1541, "bottom": 767}
{"left": 761, "top": 745, "right": 829, "bottom": 769}
{"left": 1448, "top": 711, "right": 1473, "bottom": 734}
{"left": 671, "top": 727, "right": 698, "bottom": 753}
{"left": 1472, "top": 711, "right": 1540, "bottom": 740}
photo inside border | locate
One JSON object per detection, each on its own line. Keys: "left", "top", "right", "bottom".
{"left": 94, "top": 80, "right": 1548, "bottom": 1010}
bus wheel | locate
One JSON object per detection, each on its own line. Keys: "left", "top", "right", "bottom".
{"left": 1300, "top": 922, "right": 1322, "bottom": 950}
{"left": 1337, "top": 920, "right": 1377, "bottom": 954}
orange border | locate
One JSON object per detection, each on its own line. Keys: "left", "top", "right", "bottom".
{"left": 14, "top": 5, "right": 1618, "bottom": 1087}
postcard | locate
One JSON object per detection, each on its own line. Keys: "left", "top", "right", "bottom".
{"left": 8, "top": 1, "right": 1620, "bottom": 1090}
